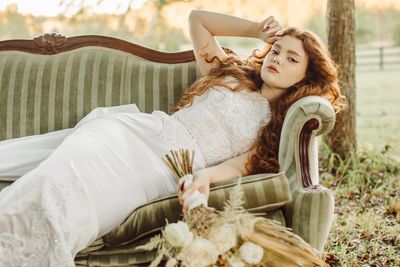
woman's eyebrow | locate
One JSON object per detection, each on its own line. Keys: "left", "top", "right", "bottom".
{"left": 272, "top": 43, "right": 302, "bottom": 58}
{"left": 287, "top": 50, "right": 302, "bottom": 58}
{"left": 273, "top": 43, "right": 281, "bottom": 49}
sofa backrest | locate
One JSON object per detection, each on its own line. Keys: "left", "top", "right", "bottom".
{"left": 0, "top": 34, "right": 201, "bottom": 141}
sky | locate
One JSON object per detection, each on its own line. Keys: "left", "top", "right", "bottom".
{"left": 0, "top": 0, "right": 147, "bottom": 16}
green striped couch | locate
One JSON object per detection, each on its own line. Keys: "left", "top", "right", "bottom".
{"left": 0, "top": 33, "right": 336, "bottom": 266}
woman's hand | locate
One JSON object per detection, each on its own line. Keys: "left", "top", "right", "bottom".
{"left": 177, "top": 170, "right": 211, "bottom": 213}
{"left": 257, "top": 16, "right": 283, "bottom": 44}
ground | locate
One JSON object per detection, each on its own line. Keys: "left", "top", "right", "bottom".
{"left": 321, "top": 69, "right": 400, "bottom": 266}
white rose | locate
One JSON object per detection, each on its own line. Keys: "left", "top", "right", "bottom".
{"left": 180, "top": 237, "right": 219, "bottom": 267}
{"left": 164, "top": 221, "right": 193, "bottom": 248}
{"left": 239, "top": 242, "right": 264, "bottom": 265}
{"left": 208, "top": 224, "right": 237, "bottom": 254}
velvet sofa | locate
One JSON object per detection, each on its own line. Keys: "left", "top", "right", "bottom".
{"left": 0, "top": 33, "right": 335, "bottom": 266}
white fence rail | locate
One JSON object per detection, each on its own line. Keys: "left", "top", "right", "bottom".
{"left": 357, "top": 46, "right": 400, "bottom": 71}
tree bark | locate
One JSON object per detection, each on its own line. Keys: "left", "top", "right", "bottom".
{"left": 326, "top": 0, "right": 356, "bottom": 158}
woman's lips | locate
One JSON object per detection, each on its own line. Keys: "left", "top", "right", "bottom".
{"left": 267, "top": 65, "right": 279, "bottom": 74}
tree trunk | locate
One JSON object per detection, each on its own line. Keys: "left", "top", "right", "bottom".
{"left": 326, "top": 0, "right": 356, "bottom": 158}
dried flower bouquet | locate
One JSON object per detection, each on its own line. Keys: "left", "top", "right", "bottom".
{"left": 138, "top": 149, "right": 327, "bottom": 267}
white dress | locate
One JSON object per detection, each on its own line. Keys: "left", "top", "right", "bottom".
{"left": 0, "top": 82, "right": 271, "bottom": 267}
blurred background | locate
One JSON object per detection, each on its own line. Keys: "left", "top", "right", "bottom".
{"left": 1, "top": 0, "right": 400, "bottom": 53}
{"left": 0, "top": 0, "right": 399, "bottom": 154}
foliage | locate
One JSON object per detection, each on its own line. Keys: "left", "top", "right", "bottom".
{"left": 304, "top": 14, "right": 327, "bottom": 44}
{"left": 356, "top": 70, "right": 400, "bottom": 155}
{"left": 1, "top": 1, "right": 400, "bottom": 51}
{"left": 319, "top": 144, "right": 400, "bottom": 266}
{"left": 320, "top": 68, "right": 400, "bottom": 266}
{"left": 0, "top": 4, "right": 29, "bottom": 39}
{"left": 354, "top": 6, "right": 376, "bottom": 44}
{"left": 392, "top": 20, "right": 400, "bottom": 45}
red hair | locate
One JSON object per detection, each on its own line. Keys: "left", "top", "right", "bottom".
{"left": 174, "top": 27, "right": 346, "bottom": 174}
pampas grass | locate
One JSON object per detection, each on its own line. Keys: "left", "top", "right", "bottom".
{"left": 144, "top": 149, "right": 328, "bottom": 266}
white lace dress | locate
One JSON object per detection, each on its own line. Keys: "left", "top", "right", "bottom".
{"left": 0, "top": 82, "right": 270, "bottom": 266}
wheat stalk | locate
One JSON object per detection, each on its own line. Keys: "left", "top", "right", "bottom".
{"left": 163, "top": 149, "right": 195, "bottom": 180}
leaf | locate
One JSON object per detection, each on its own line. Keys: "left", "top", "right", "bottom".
{"left": 223, "top": 177, "right": 245, "bottom": 212}
{"left": 149, "top": 252, "right": 165, "bottom": 267}
{"left": 136, "top": 234, "right": 163, "bottom": 251}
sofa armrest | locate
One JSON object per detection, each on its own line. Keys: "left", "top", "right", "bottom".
{"left": 279, "top": 96, "right": 336, "bottom": 188}
{"left": 278, "top": 96, "right": 336, "bottom": 252}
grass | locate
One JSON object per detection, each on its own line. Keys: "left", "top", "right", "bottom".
{"left": 321, "top": 69, "right": 400, "bottom": 266}
{"left": 356, "top": 69, "right": 400, "bottom": 156}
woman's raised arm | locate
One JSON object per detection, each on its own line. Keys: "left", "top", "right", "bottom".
{"left": 189, "top": 9, "right": 282, "bottom": 76}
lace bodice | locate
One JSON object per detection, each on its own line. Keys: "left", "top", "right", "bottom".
{"left": 171, "top": 79, "right": 271, "bottom": 166}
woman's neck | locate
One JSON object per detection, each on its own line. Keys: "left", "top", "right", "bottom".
{"left": 259, "top": 82, "right": 285, "bottom": 103}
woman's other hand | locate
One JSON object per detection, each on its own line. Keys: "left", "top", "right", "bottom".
{"left": 177, "top": 170, "right": 211, "bottom": 213}
{"left": 258, "top": 16, "right": 282, "bottom": 44}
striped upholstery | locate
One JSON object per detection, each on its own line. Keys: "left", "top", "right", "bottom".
{"left": 0, "top": 47, "right": 200, "bottom": 141}
{"left": 102, "top": 172, "right": 290, "bottom": 247}
{"left": 0, "top": 42, "right": 336, "bottom": 265}
{"left": 74, "top": 173, "right": 290, "bottom": 266}
{"left": 278, "top": 96, "right": 337, "bottom": 253}
{"left": 286, "top": 186, "right": 334, "bottom": 252}
{"left": 75, "top": 210, "right": 286, "bottom": 267}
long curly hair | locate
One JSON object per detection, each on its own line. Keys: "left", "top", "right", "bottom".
{"left": 174, "top": 27, "right": 346, "bottom": 174}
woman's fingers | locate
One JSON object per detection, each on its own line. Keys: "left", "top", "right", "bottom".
{"left": 182, "top": 190, "right": 205, "bottom": 212}
{"left": 178, "top": 191, "right": 183, "bottom": 205}
{"left": 262, "top": 16, "right": 275, "bottom": 30}
{"left": 179, "top": 173, "right": 211, "bottom": 212}
{"left": 181, "top": 183, "right": 202, "bottom": 213}
{"left": 178, "top": 181, "right": 195, "bottom": 210}
{"left": 275, "top": 29, "right": 285, "bottom": 36}
{"left": 259, "top": 16, "right": 282, "bottom": 44}
{"left": 185, "top": 178, "right": 200, "bottom": 194}
{"left": 264, "top": 25, "right": 282, "bottom": 37}
{"left": 262, "top": 26, "right": 283, "bottom": 43}
{"left": 177, "top": 182, "right": 186, "bottom": 205}
{"left": 265, "top": 20, "right": 279, "bottom": 31}
{"left": 182, "top": 200, "right": 188, "bottom": 213}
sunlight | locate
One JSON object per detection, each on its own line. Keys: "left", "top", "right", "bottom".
{"left": 0, "top": 0, "right": 147, "bottom": 16}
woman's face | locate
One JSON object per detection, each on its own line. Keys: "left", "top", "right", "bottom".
{"left": 261, "top": 35, "right": 309, "bottom": 90}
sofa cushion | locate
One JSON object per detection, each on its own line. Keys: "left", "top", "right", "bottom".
{"left": 102, "top": 171, "right": 291, "bottom": 247}
{"left": 0, "top": 47, "right": 200, "bottom": 141}
{"left": 0, "top": 180, "right": 13, "bottom": 192}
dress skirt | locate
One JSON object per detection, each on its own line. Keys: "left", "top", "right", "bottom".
{"left": 0, "top": 104, "right": 205, "bottom": 267}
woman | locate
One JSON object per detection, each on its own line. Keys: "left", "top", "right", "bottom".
{"left": 0, "top": 10, "right": 344, "bottom": 266}
{"left": 177, "top": 10, "right": 345, "bottom": 211}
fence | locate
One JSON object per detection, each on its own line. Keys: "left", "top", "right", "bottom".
{"left": 356, "top": 46, "right": 400, "bottom": 71}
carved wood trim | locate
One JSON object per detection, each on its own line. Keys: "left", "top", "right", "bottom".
{"left": 0, "top": 33, "right": 196, "bottom": 63}
{"left": 299, "top": 118, "right": 320, "bottom": 189}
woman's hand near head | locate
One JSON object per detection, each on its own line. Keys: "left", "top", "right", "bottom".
{"left": 189, "top": 10, "right": 283, "bottom": 76}
{"left": 257, "top": 16, "right": 283, "bottom": 44}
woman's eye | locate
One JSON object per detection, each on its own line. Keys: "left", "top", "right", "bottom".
{"left": 288, "top": 57, "right": 298, "bottom": 63}
{"left": 271, "top": 49, "right": 278, "bottom": 55}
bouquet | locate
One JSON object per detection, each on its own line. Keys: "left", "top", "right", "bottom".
{"left": 138, "top": 149, "right": 327, "bottom": 267}
{"left": 162, "top": 148, "right": 207, "bottom": 210}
